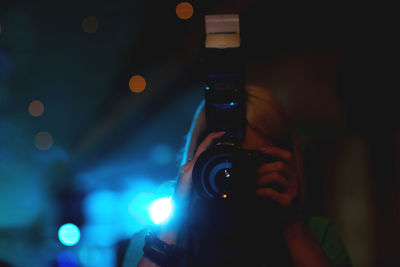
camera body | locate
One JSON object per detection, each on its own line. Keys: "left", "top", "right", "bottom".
{"left": 193, "top": 144, "right": 278, "bottom": 200}
{"left": 192, "top": 14, "right": 277, "bottom": 201}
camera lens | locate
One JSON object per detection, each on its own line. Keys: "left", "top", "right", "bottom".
{"left": 193, "top": 144, "right": 278, "bottom": 200}
{"left": 210, "top": 161, "right": 233, "bottom": 196}
{"left": 193, "top": 145, "right": 241, "bottom": 199}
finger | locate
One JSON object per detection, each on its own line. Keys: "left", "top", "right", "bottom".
{"left": 178, "top": 132, "right": 225, "bottom": 196}
{"left": 256, "top": 188, "right": 293, "bottom": 208}
{"left": 256, "top": 172, "right": 289, "bottom": 188}
{"left": 260, "top": 146, "right": 292, "bottom": 162}
{"left": 257, "top": 161, "right": 290, "bottom": 178}
{"left": 193, "top": 131, "right": 226, "bottom": 160}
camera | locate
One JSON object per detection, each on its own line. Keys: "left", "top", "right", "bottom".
{"left": 193, "top": 142, "right": 278, "bottom": 200}
{"left": 192, "top": 14, "right": 277, "bottom": 201}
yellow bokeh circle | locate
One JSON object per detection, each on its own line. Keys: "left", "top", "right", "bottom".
{"left": 129, "top": 75, "right": 146, "bottom": 93}
{"left": 176, "top": 2, "right": 194, "bottom": 20}
{"left": 28, "top": 100, "right": 45, "bottom": 117}
{"left": 35, "top": 132, "right": 54, "bottom": 150}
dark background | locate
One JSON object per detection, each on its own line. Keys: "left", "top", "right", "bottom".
{"left": 0, "top": 1, "right": 398, "bottom": 266}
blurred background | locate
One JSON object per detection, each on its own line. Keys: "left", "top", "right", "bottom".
{"left": 0, "top": 0, "right": 398, "bottom": 266}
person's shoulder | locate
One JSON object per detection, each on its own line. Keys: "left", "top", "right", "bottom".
{"left": 306, "top": 216, "right": 353, "bottom": 267}
{"left": 121, "top": 228, "right": 149, "bottom": 267}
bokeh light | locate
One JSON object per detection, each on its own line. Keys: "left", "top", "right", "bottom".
{"left": 57, "top": 250, "right": 79, "bottom": 267}
{"left": 156, "top": 180, "right": 176, "bottom": 196}
{"left": 128, "top": 192, "right": 155, "bottom": 225}
{"left": 176, "top": 2, "right": 194, "bottom": 20}
{"left": 82, "top": 16, "right": 99, "bottom": 33}
{"left": 149, "top": 144, "right": 173, "bottom": 165}
{"left": 78, "top": 246, "right": 101, "bottom": 267}
{"left": 81, "top": 224, "right": 119, "bottom": 247}
{"left": 0, "top": 162, "right": 44, "bottom": 227}
{"left": 83, "top": 190, "right": 117, "bottom": 224}
{"left": 149, "top": 196, "right": 172, "bottom": 224}
{"left": 78, "top": 246, "right": 115, "bottom": 267}
{"left": 129, "top": 75, "right": 146, "bottom": 93}
{"left": 35, "top": 131, "right": 53, "bottom": 150}
{"left": 28, "top": 100, "right": 44, "bottom": 117}
{"left": 58, "top": 223, "right": 81, "bottom": 246}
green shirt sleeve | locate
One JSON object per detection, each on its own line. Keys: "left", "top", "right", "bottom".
{"left": 307, "top": 216, "right": 353, "bottom": 266}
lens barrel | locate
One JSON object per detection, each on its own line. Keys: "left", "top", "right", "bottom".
{"left": 193, "top": 144, "right": 275, "bottom": 200}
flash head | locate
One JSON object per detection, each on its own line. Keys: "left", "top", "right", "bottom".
{"left": 200, "top": 14, "right": 246, "bottom": 141}
{"left": 193, "top": 14, "right": 254, "bottom": 201}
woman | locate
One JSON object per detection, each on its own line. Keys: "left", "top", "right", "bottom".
{"left": 123, "top": 85, "right": 352, "bottom": 267}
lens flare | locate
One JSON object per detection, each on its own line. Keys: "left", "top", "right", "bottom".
{"left": 149, "top": 197, "right": 172, "bottom": 224}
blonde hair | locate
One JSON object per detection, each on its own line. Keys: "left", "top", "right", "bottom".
{"left": 179, "top": 85, "right": 305, "bottom": 206}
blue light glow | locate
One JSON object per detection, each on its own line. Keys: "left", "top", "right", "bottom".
{"left": 78, "top": 246, "right": 116, "bottom": 267}
{"left": 128, "top": 192, "right": 155, "bottom": 225}
{"left": 58, "top": 223, "right": 81, "bottom": 246}
{"left": 83, "top": 190, "right": 117, "bottom": 224}
{"left": 149, "top": 196, "right": 172, "bottom": 224}
{"left": 57, "top": 250, "right": 79, "bottom": 267}
{"left": 156, "top": 180, "right": 176, "bottom": 196}
{"left": 149, "top": 144, "right": 173, "bottom": 165}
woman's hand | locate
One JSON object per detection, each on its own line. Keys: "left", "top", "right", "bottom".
{"left": 255, "top": 146, "right": 299, "bottom": 216}
{"left": 175, "top": 131, "right": 226, "bottom": 200}
{"left": 137, "top": 132, "right": 227, "bottom": 267}
{"left": 254, "top": 147, "right": 337, "bottom": 267}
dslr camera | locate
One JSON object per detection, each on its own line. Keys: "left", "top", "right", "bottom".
{"left": 192, "top": 15, "right": 277, "bottom": 201}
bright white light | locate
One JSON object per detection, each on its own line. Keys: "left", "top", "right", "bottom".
{"left": 58, "top": 223, "right": 80, "bottom": 246}
{"left": 149, "top": 197, "right": 172, "bottom": 224}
